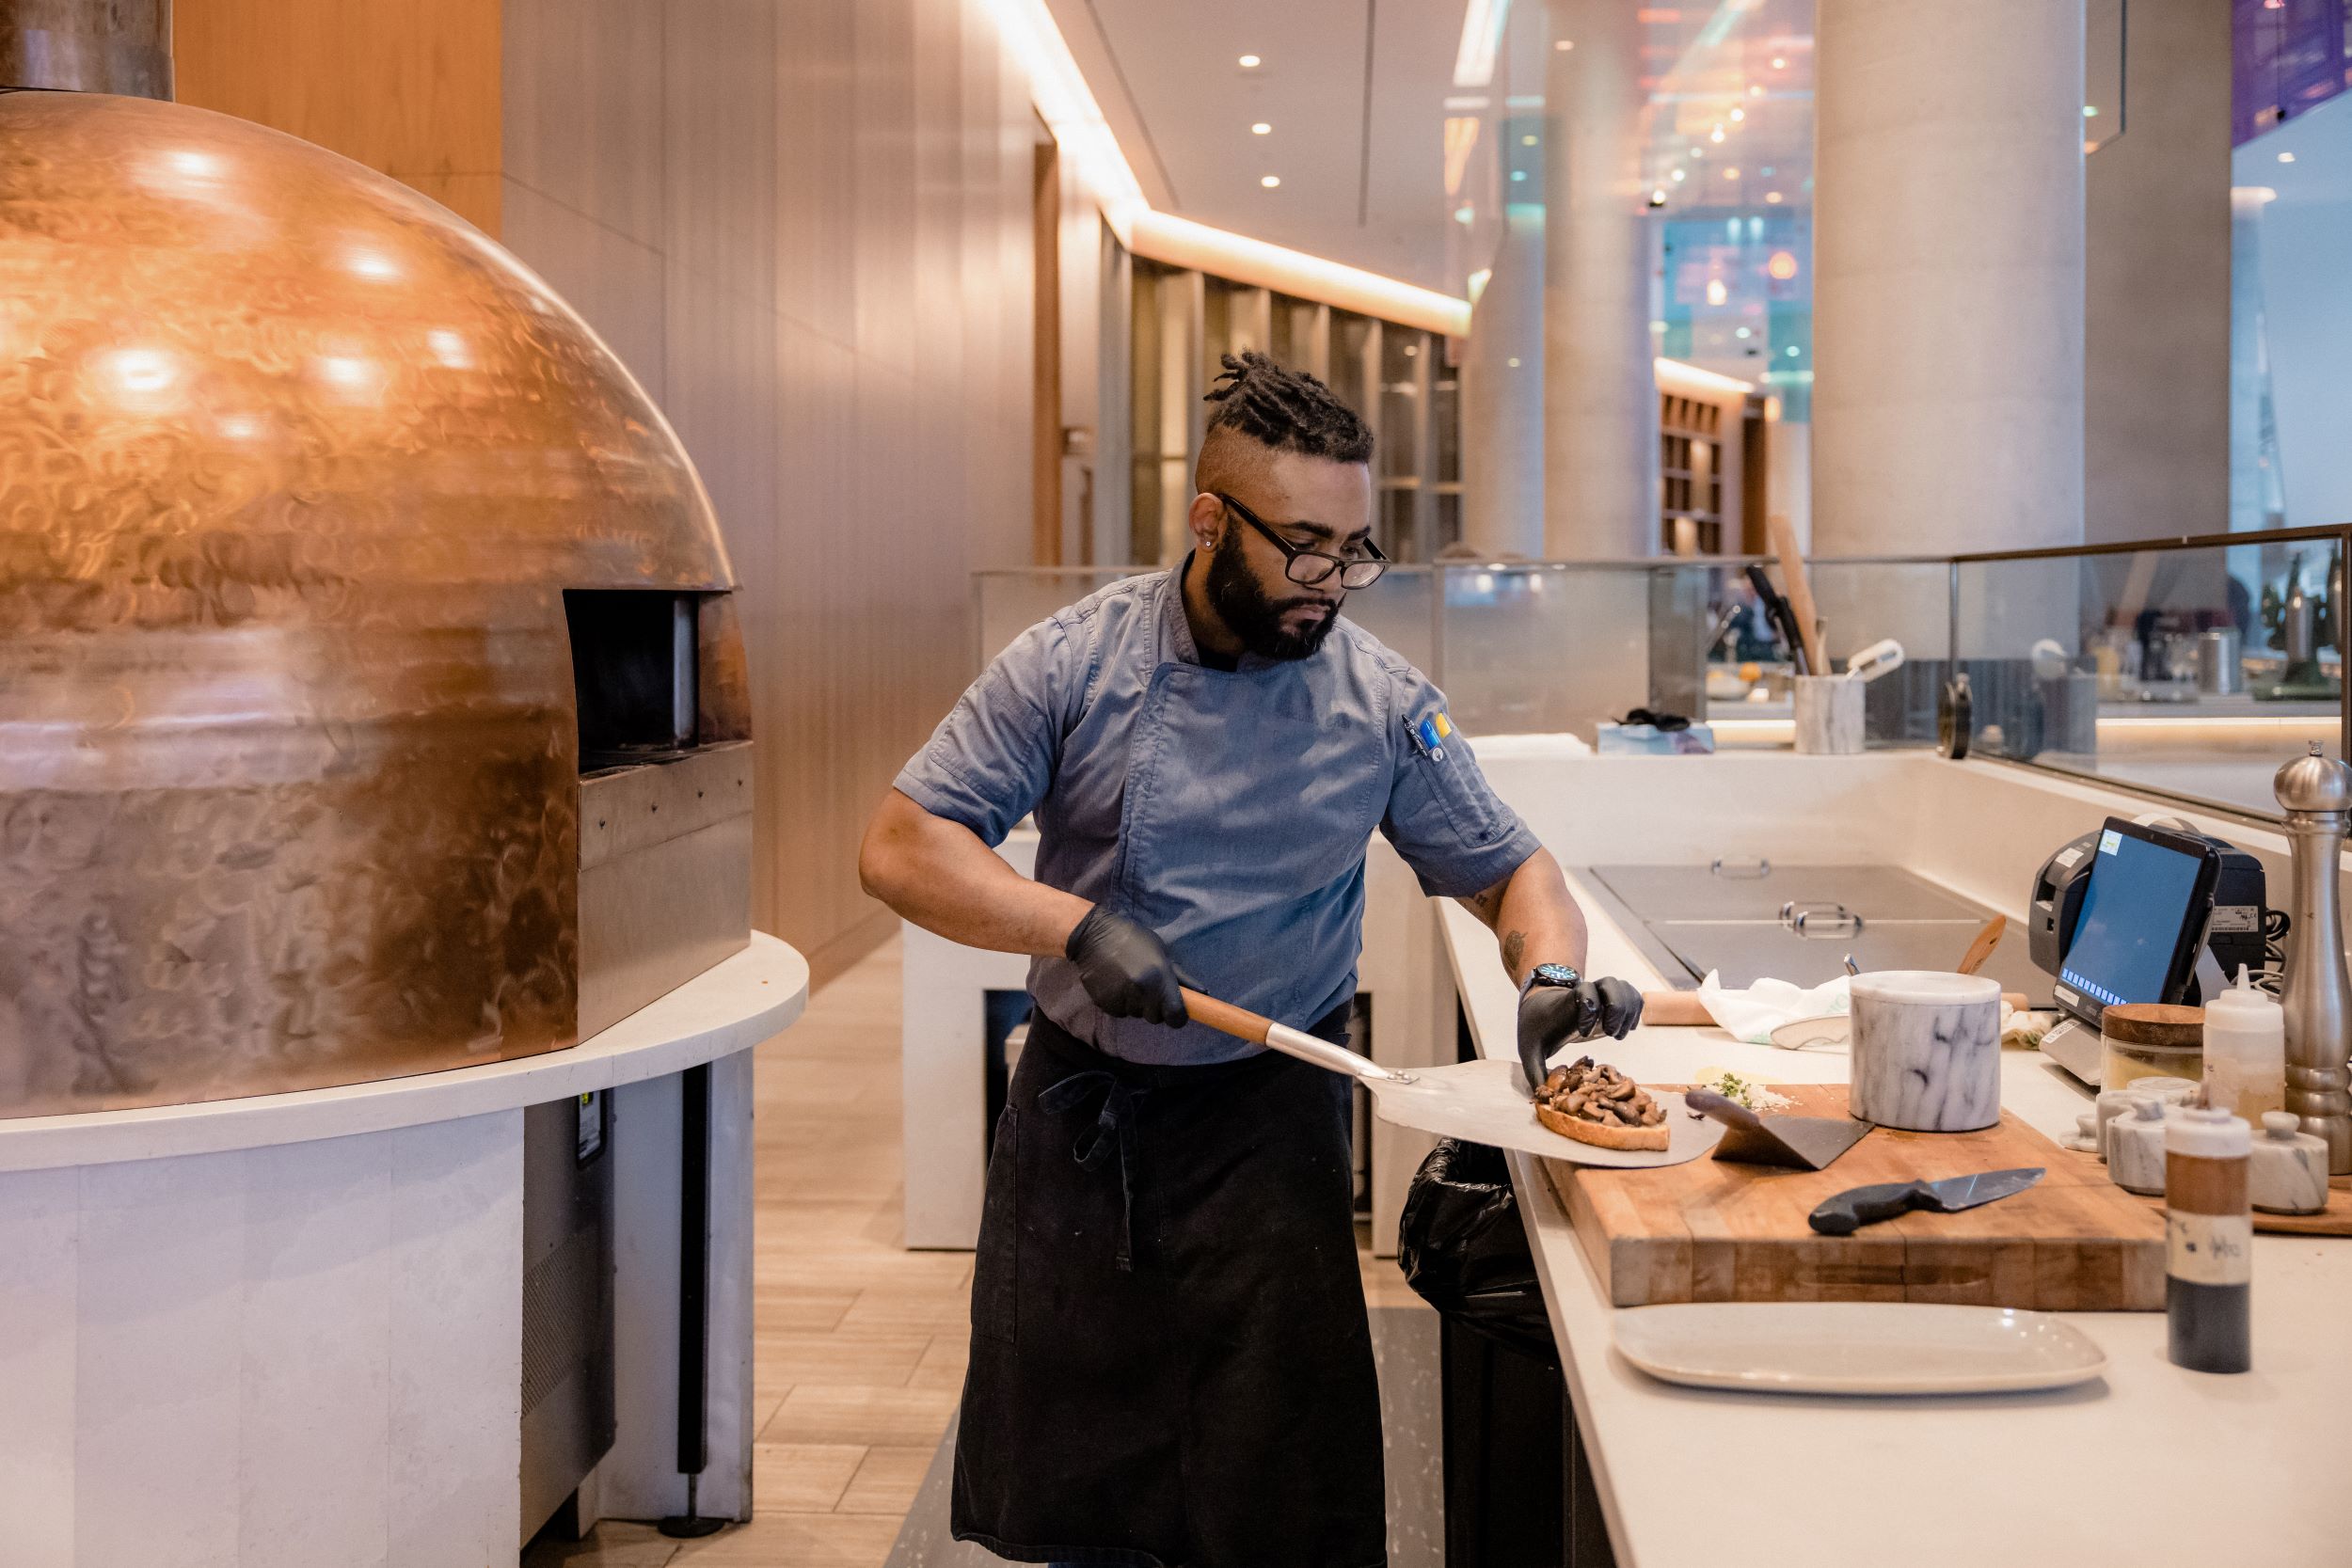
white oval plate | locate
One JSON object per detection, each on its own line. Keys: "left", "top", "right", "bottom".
{"left": 1768, "top": 1014, "right": 1850, "bottom": 1050}
{"left": 1613, "top": 1302, "right": 2107, "bottom": 1396}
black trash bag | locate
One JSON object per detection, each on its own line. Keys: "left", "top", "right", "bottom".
{"left": 1397, "top": 1137, "right": 1558, "bottom": 1369}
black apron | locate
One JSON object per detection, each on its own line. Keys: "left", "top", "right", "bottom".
{"left": 951, "top": 1003, "right": 1387, "bottom": 1568}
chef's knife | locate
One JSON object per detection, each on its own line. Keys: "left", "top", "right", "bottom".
{"left": 1744, "top": 563, "right": 1810, "bottom": 675}
{"left": 1806, "top": 1166, "right": 2044, "bottom": 1235}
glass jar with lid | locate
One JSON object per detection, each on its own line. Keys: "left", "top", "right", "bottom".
{"left": 2101, "top": 1003, "right": 2205, "bottom": 1090}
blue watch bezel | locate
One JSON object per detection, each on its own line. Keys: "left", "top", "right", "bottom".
{"left": 1524, "top": 962, "right": 1581, "bottom": 992}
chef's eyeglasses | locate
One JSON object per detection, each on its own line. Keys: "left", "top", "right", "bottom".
{"left": 1216, "top": 493, "right": 1389, "bottom": 590}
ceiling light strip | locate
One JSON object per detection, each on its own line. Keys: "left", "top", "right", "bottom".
{"left": 1656, "top": 357, "right": 1756, "bottom": 399}
{"left": 975, "top": 0, "right": 1147, "bottom": 239}
{"left": 1453, "top": 0, "right": 1513, "bottom": 88}
{"left": 1128, "top": 210, "right": 1471, "bottom": 337}
{"left": 978, "top": 0, "right": 1473, "bottom": 335}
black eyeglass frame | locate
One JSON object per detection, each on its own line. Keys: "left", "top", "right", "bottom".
{"left": 1214, "top": 492, "right": 1389, "bottom": 590}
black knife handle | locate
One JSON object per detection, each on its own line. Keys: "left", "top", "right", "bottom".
{"left": 1808, "top": 1181, "right": 1926, "bottom": 1236}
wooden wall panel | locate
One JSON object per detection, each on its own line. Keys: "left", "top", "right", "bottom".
{"left": 175, "top": 0, "right": 501, "bottom": 235}
{"left": 500, "top": 0, "right": 1051, "bottom": 979}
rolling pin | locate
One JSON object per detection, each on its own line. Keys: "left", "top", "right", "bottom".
{"left": 1638, "top": 988, "right": 2032, "bottom": 1026}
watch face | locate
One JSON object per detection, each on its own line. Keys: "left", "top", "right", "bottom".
{"left": 1532, "top": 963, "right": 1581, "bottom": 988}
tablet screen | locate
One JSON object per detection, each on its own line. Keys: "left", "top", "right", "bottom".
{"left": 2058, "top": 827, "right": 2207, "bottom": 1011}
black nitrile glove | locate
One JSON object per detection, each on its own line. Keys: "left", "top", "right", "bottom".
{"left": 1517, "top": 975, "right": 1644, "bottom": 1090}
{"left": 1064, "top": 906, "right": 1189, "bottom": 1026}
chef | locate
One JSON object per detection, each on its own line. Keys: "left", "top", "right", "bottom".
{"left": 859, "top": 352, "right": 1642, "bottom": 1568}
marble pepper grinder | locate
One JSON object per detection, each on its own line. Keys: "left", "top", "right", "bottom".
{"left": 2274, "top": 745, "right": 2352, "bottom": 1174}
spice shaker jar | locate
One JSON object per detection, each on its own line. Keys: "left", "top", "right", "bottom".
{"left": 2109, "top": 1100, "right": 2171, "bottom": 1196}
{"left": 2102, "top": 1003, "right": 2204, "bottom": 1090}
{"left": 2201, "top": 967, "right": 2285, "bottom": 1122}
{"left": 2166, "top": 1106, "right": 2252, "bottom": 1374}
{"left": 2249, "top": 1112, "right": 2329, "bottom": 1215}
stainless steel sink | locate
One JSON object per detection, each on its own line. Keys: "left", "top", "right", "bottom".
{"left": 1582, "top": 862, "right": 2049, "bottom": 1003}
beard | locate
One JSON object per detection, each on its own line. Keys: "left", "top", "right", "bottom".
{"left": 1204, "top": 524, "right": 1342, "bottom": 661}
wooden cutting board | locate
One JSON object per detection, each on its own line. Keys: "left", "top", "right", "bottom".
{"left": 1549, "top": 1085, "right": 2166, "bottom": 1311}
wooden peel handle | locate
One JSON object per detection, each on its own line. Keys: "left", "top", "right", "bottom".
{"left": 1177, "top": 986, "right": 1273, "bottom": 1045}
{"left": 1177, "top": 986, "right": 1396, "bottom": 1082}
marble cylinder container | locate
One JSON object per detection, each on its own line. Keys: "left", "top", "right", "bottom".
{"left": 1794, "top": 675, "right": 1866, "bottom": 755}
{"left": 1849, "top": 971, "right": 2003, "bottom": 1131}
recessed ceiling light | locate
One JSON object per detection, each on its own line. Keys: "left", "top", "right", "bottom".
{"left": 1736, "top": 327, "right": 1752, "bottom": 340}
{"left": 1649, "top": 188, "right": 1667, "bottom": 205}
{"left": 1521, "top": 134, "right": 1538, "bottom": 146}
{"left": 1260, "top": 174, "right": 1280, "bottom": 188}
{"left": 1771, "top": 55, "right": 1787, "bottom": 69}
{"left": 1239, "top": 54, "right": 1261, "bottom": 68}
{"left": 1723, "top": 166, "right": 1739, "bottom": 180}
{"left": 1252, "top": 122, "right": 1272, "bottom": 135}
{"left": 1506, "top": 356, "right": 1521, "bottom": 368}
{"left": 1511, "top": 169, "right": 1527, "bottom": 182}
{"left": 1749, "top": 83, "right": 1764, "bottom": 97}
{"left": 2279, "top": 150, "right": 2296, "bottom": 163}
{"left": 1729, "top": 107, "right": 1745, "bottom": 122}
{"left": 1709, "top": 126, "right": 1725, "bottom": 143}
{"left": 1670, "top": 167, "right": 1686, "bottom": 182}
{"left": 1786, "top": 345, "right": 1800, "bottom": 356}
{"left": 1764, "top": 190, "right": 1784, "bottom": 203}
{"left": 1555, "top": 39, "right": 1574, "bottom": 51}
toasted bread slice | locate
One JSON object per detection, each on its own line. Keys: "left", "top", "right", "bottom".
{"left": 1536, "top": 1102, "right": 1669, "bottom": 1151}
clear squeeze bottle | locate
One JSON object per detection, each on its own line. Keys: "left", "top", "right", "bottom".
{"left": 2202, "top": 966, "right": 2286, "bottom": 1122}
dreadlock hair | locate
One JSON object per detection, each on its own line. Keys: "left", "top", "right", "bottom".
{"left": 1200, "top": 352, "right": 1375, "bottom": 467}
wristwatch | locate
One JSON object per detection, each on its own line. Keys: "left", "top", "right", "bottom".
{"left": 1521, "top": 962, "right": 1581, "bottom": 995}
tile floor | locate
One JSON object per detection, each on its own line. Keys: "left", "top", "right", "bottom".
{"left": 527, "top": 934, "right": 1430, "bottom": 1567}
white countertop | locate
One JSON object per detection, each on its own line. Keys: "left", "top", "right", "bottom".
{"left": 1440, "top": 863, "right": 2352, "bottom": 1567}
{"left": 0, "top": 931, "right": 808, "bottom": 1173}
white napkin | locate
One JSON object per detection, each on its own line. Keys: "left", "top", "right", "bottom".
{"left": 1695, "top": 970, "right": 2030, "bottom": 1049}
{"left": 1694, "top": 971, "right": 1852, "bottom": 1045}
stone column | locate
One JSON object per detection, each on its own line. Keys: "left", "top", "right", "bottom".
{"left": 1543, "top": 0, "right": 1656, "bottom": 560}
{"left": 2228, "top": 187, "right": 2283, "bottom": 533}
{"left": 1812, "top": 0, "right": 2086, "bottom": 557}
{"left": 1463, "top": 205, "right": 1546, "bottom": 558}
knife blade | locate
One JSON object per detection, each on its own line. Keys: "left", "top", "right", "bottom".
{"left": 1806, "top": 1166, "right": 2044, "bottom": 1236}
{"left": 1744, "top": 563, "right": 1811, "bottom": 675}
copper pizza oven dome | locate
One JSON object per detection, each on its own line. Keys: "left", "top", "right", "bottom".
{"left": 0, "top": 89, "right": 750, "bottom": 1116}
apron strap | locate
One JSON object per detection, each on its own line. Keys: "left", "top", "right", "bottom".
{"left": 1037, "top": 1069, "right": 1148, "bottom": 1273}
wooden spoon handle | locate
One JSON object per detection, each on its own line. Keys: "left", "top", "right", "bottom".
{"left": 1958, "top": 915, "right": 2008, "bottom": 976}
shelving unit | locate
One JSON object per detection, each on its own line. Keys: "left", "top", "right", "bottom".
{"left": 1115, "top": 245, "right": 1463, "bottom": 565}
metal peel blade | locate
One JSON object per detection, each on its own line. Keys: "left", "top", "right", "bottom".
{"left": 1178, "top": 988, "right": 1727, "bottom": 1167}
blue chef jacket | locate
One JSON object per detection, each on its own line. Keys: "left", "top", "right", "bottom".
{"left": 894, "top": 559, "right": 1542, "bottom": 1065}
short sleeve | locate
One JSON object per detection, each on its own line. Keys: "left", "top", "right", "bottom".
{"left": 893, "top": 615, "right": 1086, "bottom": 846}
{"left": 1378, "top": 672, "right": 1542, "bottom": 897}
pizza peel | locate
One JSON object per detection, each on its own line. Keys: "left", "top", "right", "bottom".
{"left": 1178, "top": 987, "right": 1724, "bottom": 1169}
